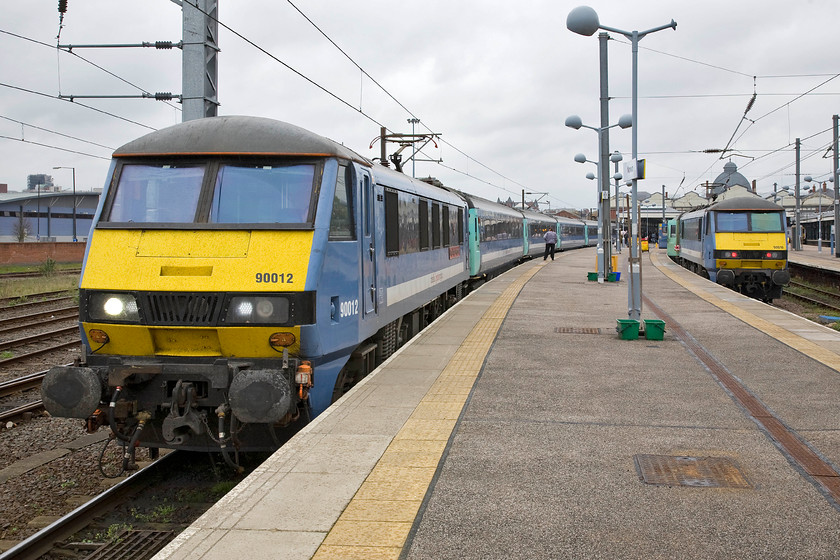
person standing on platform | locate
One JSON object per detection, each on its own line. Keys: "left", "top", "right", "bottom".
{"left": 544, "top": 227, "right": 557, "bottom": 261}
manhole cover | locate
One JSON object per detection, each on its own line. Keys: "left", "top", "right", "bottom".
{"left": 554, "top": 327, "right": 602, "bottom": 334}
{"left": 634, "top": 455, "right": 751, "bottom": 489}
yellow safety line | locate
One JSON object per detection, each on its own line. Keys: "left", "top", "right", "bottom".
{"left": 312, "top": 263, "right": 544, "bottom": 560}
{"left": 649, "top": 250, "right": 840, "bottom": 371}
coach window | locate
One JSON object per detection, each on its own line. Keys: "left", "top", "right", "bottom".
{"left": 399, "top": 195, "right": 419, "bottom": 254}
{"left": 448, "top": 206, "right": 459, "bottom": 246}
{"left": 329, "top": 164, "right": 355, "bottom": 240}
{"left": 457, "top": 208, "right": 464, "bottom": 243}
{"left": 384, "top": 188, "right": 400, "bottom": 256}
{"left": 419, "top": 199, "right": 430, "bottom": 250}
{"left": 442, "top": 206, "right": 451, "bottom": 247}
{"left": 432, "top": 202, "right": 441, "bottom": 248}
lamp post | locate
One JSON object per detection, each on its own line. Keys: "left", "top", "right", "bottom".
{"left": 53, "top": 166, "right": 77, "bottom": 242}
{"left": 36, "top": 183, "right": 41, "bottom": 241}
{"left": 567, "top": 5, "right": 677, "bottom": 321}
{"left": 773, "top": 186, "right": 795, "bottom": 246}
{"left": 611, "top": 151, "right": 623, "bottom": 252}
{"left": 833, "top": 115, "right": 839, "bottom": 258}
{"left": 793, "top": 138, "right": 803, "bottom": 251}
{"left": 566, "top": 113, "right": 632, "bottom": 281}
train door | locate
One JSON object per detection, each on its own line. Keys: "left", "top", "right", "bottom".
{"left": 468, "top": 210, "right": 481, "bottom": 276}
{"left": 360, "top": 169, "right": 377, "bottom": 315}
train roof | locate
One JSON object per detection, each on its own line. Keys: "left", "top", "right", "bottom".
{"left": 458, "top": 192, "right": 524, "bottom": 217}
{"left": 520, "top": 208, "right": 556, "bottom": 222}
{"left": 113, "top": 116, "right": 372, "bottom": 165}
{"left": 708, "top": 196, "right": 783, "bottom": 212}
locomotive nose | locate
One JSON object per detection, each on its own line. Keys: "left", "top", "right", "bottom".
{"left": 41, "top": 366, "right": 103, "bottom": 418}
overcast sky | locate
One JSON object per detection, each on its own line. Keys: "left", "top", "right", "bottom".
{"left": 2, "top": 1, "right": 839, "bottom": 210}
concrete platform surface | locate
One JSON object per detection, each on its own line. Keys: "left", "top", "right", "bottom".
{"left": 154, "top": 247, "right": 840, "bottom": 560}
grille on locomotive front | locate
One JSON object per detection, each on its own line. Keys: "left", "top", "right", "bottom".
{"left": 144, "top": 293, "right": 222, "bottom": 325}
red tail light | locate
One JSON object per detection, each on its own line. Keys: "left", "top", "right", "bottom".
{"left": 728, "top": 251, "right": 739, "bottom": 258}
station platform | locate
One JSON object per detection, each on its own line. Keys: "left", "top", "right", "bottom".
{"left": 789, "top": 242, "right": 840, "bottom": 273}
{"left": 154, "top": 246, "right": 840, "bottom": 560}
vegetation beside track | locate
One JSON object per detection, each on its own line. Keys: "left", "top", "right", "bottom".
{"left": 0, "top": 260, "right": 80, "bottom": 301}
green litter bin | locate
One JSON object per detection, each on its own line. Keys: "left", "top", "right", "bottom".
{"left": 616, "top": 319, "right": 640, "bottom": 340}
{"left": 644, "top": 319, "right": 666, "bottom": 340}
{"left": 587, "top": 272, "right": 598, "bottom": 281}
{"left": 607, "top": 272, "right": 620, "bottom": 282}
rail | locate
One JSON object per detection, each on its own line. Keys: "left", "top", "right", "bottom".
{"left": 0, "top": 451, "right": 177, "bottom": 560}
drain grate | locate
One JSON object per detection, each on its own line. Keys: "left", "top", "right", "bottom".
{"left": 83, "top": 530, "right": 175, "bottom": 560}
{"left": 634, "top": 454, "right": 752, "bottom": 489}
{"left": 554, "top": 327, "right": 602, "bottom": 334}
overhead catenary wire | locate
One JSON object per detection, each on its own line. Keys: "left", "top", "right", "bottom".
{"left": 0, "top": 134, "right": 110, "bottom": 160}
{"left": 279, "top": 0, "right": 546, "bottom": 200}
{"left": 0, "top": 115, "right": 114, "bottom": 150}
{"left": 0, "top": 82, "right": 156, "bottom": 131}
{"left": 608, "top": 35, "right": 840, "bottom": 197}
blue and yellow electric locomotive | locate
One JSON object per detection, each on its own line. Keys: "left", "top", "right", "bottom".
{"left": 675, "top": 197, "right": 789, "bottom": 301}
{"left": 41, "top": 116, "right": 481, "bottom": 464}
{"left": 41, "top": 116, "right": 579, "bottom": 466}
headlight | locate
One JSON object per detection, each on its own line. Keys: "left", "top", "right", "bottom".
{"left": 224, "top": 296, "right": 290, "bottom": 324}
{"left": 88, "top": 293, "right": 140, "bottom": 322}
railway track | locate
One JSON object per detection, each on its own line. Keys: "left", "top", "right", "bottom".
{"left": 0, "top": 269, "right": 81, "bottom": 280}
{"left": 0, "top": 371, "right": 49, "bottom": 423}
{"left": 0, "top": 337, "right": 81, "bottom": 367}
{"left": 0, "top": 293, "right": 76, "bottom": 311}
{"left": 0, "top": 370, "right": 47, "bottom": 398}
{"left": 783, "top": 280, "right": 840, "bottom": 314}
{"left": 0, "top": 306, "right": 78, "bottom": 335}
{"left": 0, "top": 450, "right": 267, "bottom": 560}
{"left": 0, "top": 292, "right": 81, "bottom": 369}
{"left": 0, "top": 452, "right": 178, "bottom": 560}
{"left": 0, "top": 400, "right": 44, "bottom": 423}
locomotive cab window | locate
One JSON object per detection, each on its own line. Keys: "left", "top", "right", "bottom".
{"left": 716, "top": 212, "right": 784, "bottom": 232}
{"left": 103, "top": 160, "right": 319, "bottom": 226}
{"left": 750, "top": 212, "right": 783, "bottom": 232}
{"left": 105, "top": 164, "right": 205, "bottom": 223}
{"left": 210, "top": 163, "right": 315, "bottom": 224}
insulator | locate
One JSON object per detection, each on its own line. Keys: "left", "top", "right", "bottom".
{"left": 58, "top": 0, "right": 68, "bottom": 13}
{"left": 154, "top": 92, "right": 173, "bottom": 101}
{"left": 744, "top": 92, "right": 757, "bottom": 115}
{"left": 155, "top": 41, "right": 173, "bottom": 49}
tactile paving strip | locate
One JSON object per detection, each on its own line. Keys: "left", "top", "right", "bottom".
{"left": 634, "top": 454, "right": 752, "bottom": 489}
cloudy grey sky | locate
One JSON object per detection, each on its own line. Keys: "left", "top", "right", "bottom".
{"left": 1, "top": 1, "right": 839, "bottom": 210}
